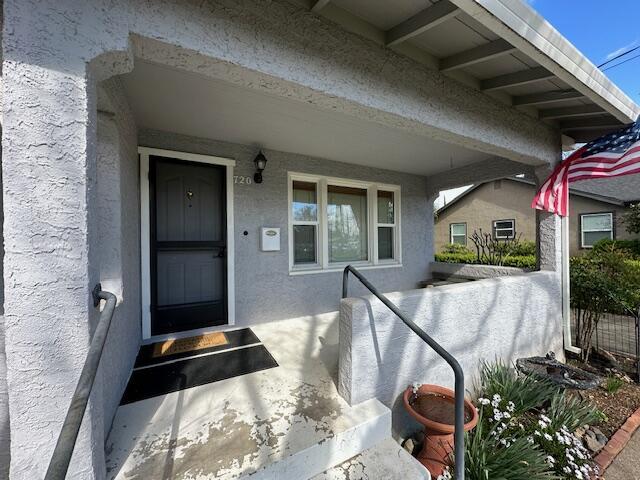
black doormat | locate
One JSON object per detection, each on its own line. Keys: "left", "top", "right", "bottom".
{"left": 133, "top": 328, "right": 261, "bottom": 368}
{"left": 121, "top": 344, "right": 278, "bottom": 405}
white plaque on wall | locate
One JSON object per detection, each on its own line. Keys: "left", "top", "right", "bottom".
{"left": 261, "top": 227, "right": 281, "bottom": 251}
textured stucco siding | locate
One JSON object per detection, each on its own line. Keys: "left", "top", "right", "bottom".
{"left": 1, "top": 0, "right": 564, "bottom": 476}
{"left": 140, "top": 129, "right": 433, "bottom": 325}
{"left": 0, "top": 314, "right": 8, "bottom": 480}
{"left": 434, "top": 180, "right": 636, "bottom": 255}
{"left": 338, "top": 271, "right": 563, "bottom": 438}
{"left": 96, "top": 78, "right": 141, "bottom": 440}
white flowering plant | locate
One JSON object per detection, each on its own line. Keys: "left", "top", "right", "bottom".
{"left": 526, "top": 413, "right": 598, "bottom": 480}
{"left": 445, "top": 362, "right": 602, "bottom": 479}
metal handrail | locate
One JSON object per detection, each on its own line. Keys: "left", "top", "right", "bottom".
{"left": 342, "top": 265, "right": 465, "bottom": 478}
{"left": 45, "top": 284, "right": 117, "bottom": 480}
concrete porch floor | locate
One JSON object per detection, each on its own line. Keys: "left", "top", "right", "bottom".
{"left": 105, "top": 314, "right": 396, "bottom": 479}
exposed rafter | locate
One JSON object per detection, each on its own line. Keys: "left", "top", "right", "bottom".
{"left": 559, "top": 116, "right": 622, "bottom": 131}
{"left": 512, "top": 89, "right": 585, "bottom": 107}
{"left": 480, "top": 66, "right": 554, "bottom": 91}
{"left": 539, "top": 104, "right": 605, "bottom": 120}
{"left": 439, "top": 39, "right": 516, "bottom": 72}
{"left": 310, "top": 0, "right": 331, "bottom": 13}
{"left": 385, "top": 1, "right": 459, "bottom": 47}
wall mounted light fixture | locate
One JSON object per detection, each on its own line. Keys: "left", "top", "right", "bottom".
{"left": 254, "top": 151, "right": 268, "bottom": 184}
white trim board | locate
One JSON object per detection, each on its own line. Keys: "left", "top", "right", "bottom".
{"left": 138, "top": 146, "right": 236, "bottom": 341}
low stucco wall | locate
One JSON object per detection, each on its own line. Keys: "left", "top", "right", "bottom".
{"left": 338, "top": 271, "right": 564, "bottom": 438}
{"left": 430, "top": 261, "right": 528, "bottom": 279}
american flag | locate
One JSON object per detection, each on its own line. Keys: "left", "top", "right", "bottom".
{"left": 532, "top": 119, "right": 640, "bottom": 216}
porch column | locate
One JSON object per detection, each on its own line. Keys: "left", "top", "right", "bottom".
{"left": 534, "top": 165, "right": 562, "bottom": 272}
{"left": 2, "top": 49, "right": 105, "bottom": 480}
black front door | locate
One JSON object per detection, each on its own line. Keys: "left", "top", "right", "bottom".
{"left": 150, "top": 156, "right": 227, "bottom": 335}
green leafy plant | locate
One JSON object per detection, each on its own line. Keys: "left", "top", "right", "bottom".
{"left": 592, "top": 238, "right": 640, "bottom": 259}
{"left": 605, "top": 376, "right": 625, "bottom": 394}
{"left": 452, "top": 406, "right": 558, "bottom": 480}
{"left": 622, "top": 203, "right": 640, "bottom": 235}
{"left": 434, "top": 252, "right": 536, "bottom": 269}
{"left": 478, "top": 361, "right": 558, "bottom": 415}
{"left": 441, "top": 243, "right": 473, "bottom": 254}
{"left": 547, "top": 392, "right": 604, "bottom": 431}
{"left": 570, "top": 248, "right": 640, "bottom": 362}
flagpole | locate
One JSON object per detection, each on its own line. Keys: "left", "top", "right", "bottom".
{"left": 562, "top": 214, "right": 579, "bottom": 354}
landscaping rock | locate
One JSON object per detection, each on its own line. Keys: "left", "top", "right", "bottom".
{"left": 584, "top": 427, "right": 607, "bottom": 453}
{"left": 402, "top": 438, "right": 416, "bottom": 455}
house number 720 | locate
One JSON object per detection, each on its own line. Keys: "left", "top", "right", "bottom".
{"left": 234, "top": 175, "right": 253, "bottom": 185}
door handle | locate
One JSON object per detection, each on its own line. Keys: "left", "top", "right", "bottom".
{"left": 216, "top": 247, "right": 226, "bottom": 258}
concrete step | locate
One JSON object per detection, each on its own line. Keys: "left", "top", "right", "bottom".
{"left": 312, "top": 438, "right": 431, "bottom": 480}
{"left": 244, "top": 398, "right": 391, "bottom": 480}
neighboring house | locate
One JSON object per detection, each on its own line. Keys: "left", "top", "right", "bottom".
{"left": 434, "top": 176, "right": 640, "bottom": 255}
{"left": 1, "top": 1, "right": 639, "bottom": 479}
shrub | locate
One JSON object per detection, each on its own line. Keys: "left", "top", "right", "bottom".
{"left": 434, "top": 253, "right": 536, "bottom": 269}
{"left": 434, "top": 252, "right": 478, "bottom": 264}
{"left": 570, "top": 249, "right": 640, "bottom": 361}
{"left": 441, "top": 243, "right": 473, "bottom": 254}
{"left": 504, "top": 240, "right": 536, "bottom": 256}
{"left": 592, "top": 238, "right": 640, "bottom": 259}
{"left": 622, "top": 203, "right": 640, "bottom": 235}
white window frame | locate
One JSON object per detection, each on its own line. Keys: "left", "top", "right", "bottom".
{"left": 288, "top": 172, "right": 401, "bottom": 274}
{"left": 449, "top": 223, "right": 467, "bottom": 245}
{"left": 580, "top": 212, "right": 613, "bottom": 248}
{"left": 493, "top": 219, "right": 515, "bottom": 240}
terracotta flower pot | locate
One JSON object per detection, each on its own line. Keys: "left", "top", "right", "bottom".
{"left": 403, "top": 384, "right": 479, "bottom": 477}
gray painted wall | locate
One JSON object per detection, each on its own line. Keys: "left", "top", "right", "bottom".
{"left": 338, "top": 271, "right": 564, "bottom": 438}
{"left": 1, "top": 0, "right": 561, "bottom": 476}
{"left": 97, "top": 78, "right": 141, "bottom": 441}
{"left": 140, "top": 129, "right": 433, "bottom": 325}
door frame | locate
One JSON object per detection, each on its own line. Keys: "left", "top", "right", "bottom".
{"left": 139, "top": 147, "right": 236, "bottom": 341}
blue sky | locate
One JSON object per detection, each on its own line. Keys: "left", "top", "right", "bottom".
{"left": 527, "top": 0, "right": 640, "bottom": 104}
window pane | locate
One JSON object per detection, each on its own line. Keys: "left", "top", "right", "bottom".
{"left": 582, "top": 214, "right": 611, "bottom": 231}
{"left": 583, "top": 230, "right": 611, "bottom": 247}
{"left": 328, "top": 185, "right": 368, "bottom": 262}
{"left": 494, "top": 220, "right": 514, "bottom": 230}
{"left": 451, "top": 224, "right": 466, "bottom": 236}
{"left": 452, "top": 235, "right": 466, "bottom": 246}
{"left": 377, "top": 191, "right": 394, "bottom": 224}
{"left": 292, "top": 181, "right": 317, "bottom": 222}
{"left": 293, "top": 225, "right": 316, "bottom": 264}
{"left": 378, "top": 227, "right": 393, "bottom": 260}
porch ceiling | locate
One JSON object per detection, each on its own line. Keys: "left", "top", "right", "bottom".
{"left": 300, "top": 0, "right": 640, "bottom": 144}
{"left": 120, "top": 60, "right": 491, "bottom": 176}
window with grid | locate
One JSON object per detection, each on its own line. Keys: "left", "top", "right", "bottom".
{"left": 449, "top": 223, "right": 467, "bottom": 245}
{"left": 493, "top": 219, "right": 515, "bottom": 239}
{"left": 580, "top": 213, "right": 613, "bottom": 248}
{"left": 289, "top": 174, "right": 401, "bottom": 272}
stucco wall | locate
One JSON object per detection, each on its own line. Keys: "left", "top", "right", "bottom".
{"left": 434, "top": 179, "right": 635, "bottom": 256}
{"left": 97, "top": 78, "right": 141, "bottom": 441}
{"left": 1, "top": 0, "right": 562, "bottom": 476}
{"left": 140, "top": 129, "right": 433, "bottom": 325}
{"left": 338, "top": 271, "right": 564, "bottom": 438}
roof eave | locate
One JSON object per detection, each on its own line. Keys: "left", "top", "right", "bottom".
{"left": 449, "top": 0, "right": 640, "bottom": 124}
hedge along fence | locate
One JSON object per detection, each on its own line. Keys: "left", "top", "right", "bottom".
{"left": 436, "top": 240, "right": 537, "bottom": 269}
{"left": 434, "top": 252, "right": 536, "bottom": 269}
